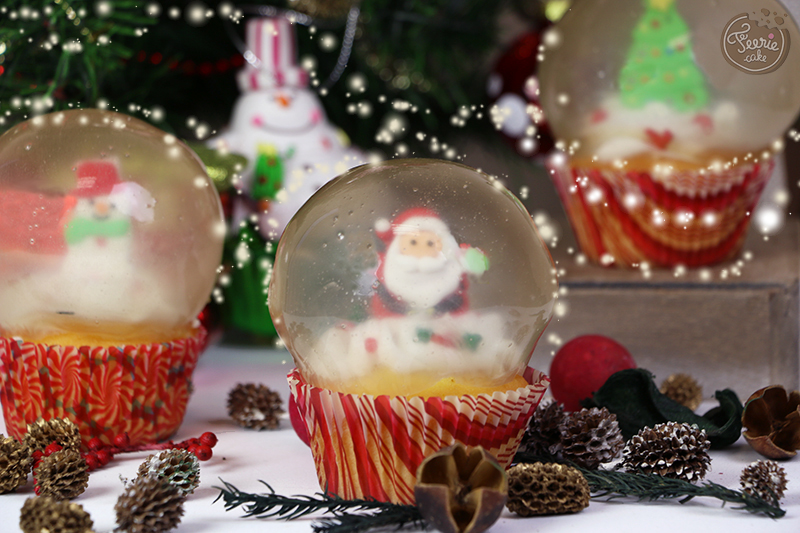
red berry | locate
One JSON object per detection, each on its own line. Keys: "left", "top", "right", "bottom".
{"left": 549, "top": 335, "right": 636, "bottom": 411}
{"left": 34, "top": 485, "right": 41, "bottom": 495}
{"left": 113, "top": 433, "right": 131, "bottom": 449}
{"left": 44, "top": 443, "right": 63, "bottom": 456}
{"left": 88, "top": 437, "right": 104, "bottom": 451}
{"left": 32, "top": 450, "right": 44, "bottom": 461}
{"left": 96, "top": 449, "right": 113, "bottom": 466}
{"left": 200, "top": 432, "right": 218, "bottom": 448}
{"left": 85, "top": 453, "right": 100, "bottom": 471}
{"left": 193, "top": 445, "right": 213, "bottom": 461}
{"left": 186, "top": 444, "right": 199, "bottom": 456}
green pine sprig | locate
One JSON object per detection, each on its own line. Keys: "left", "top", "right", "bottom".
{"left": 513, "top": 451, "right": 785, "bottom": 519}
{"left": 214, "top": 479, "right": 426, "bottom": 533}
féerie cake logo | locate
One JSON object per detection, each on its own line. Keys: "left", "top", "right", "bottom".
{"left": 722, "top": 9, "right": 791, "bottom": 74}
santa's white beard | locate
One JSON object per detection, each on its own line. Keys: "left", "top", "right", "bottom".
{"left": 382, "top": 247, "right": 463, "bottom": 310}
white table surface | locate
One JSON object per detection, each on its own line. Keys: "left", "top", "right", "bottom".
{"left": 3, "top": 343, "right": 800, "bottom": 532}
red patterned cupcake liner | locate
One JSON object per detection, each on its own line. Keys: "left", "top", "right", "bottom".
{"left": 0, "top": 328, "right": 206, "bottom": 447}
{"left": 288, "top": 367, "right": 549, "bottom": 505}
{"left": 549, "top": 160, "right": 774, "bottom": 267}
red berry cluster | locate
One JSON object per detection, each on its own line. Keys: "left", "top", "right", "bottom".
{"left": 80, "top": 431, "right": 219, "bottom": 472}
{"left": 31, "top": 442, "right": 65, "bottom": 495}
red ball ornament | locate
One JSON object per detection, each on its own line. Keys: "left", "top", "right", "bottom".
{"left": 549, "top": 335, "right": 636, "bottom": 411}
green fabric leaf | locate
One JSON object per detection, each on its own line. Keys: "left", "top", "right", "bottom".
{"left": 584, "top": 368, "right": 743, "bottom": 449}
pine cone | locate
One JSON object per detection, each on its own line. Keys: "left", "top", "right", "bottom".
{"left": 740, "top": 460, "right": 788, "bottom": 504}
{"left": 506, "top": 462, "right": 590, "bottom": 516}
{"left": 557, "top": 407, "right": 624, "bottom": 469}
{"left": 227, "top": 383, "right": 284, "bottom": 430}
{"left": 519, "top": 400, "right": 565, "bottom": 456}
{"left": 34, "top": 447, "right": 89, "bottom": 500}
{"left": 24, "top": 418, "right": 82, "bottom": 453}
{"left": 115, "top": 474, "right": 186, "bottom": 533}
{"left": 20, "top": 496, "right": 94, "bottom": 533}
{"left": 136, "top": 449, "right": 200, "bottom": 496}
{"left": 660, "top": 373, "right": 703, "bottom": 411}
{"left": 0, "top": 434, "right": 31, "bottom": 493}
{"left": 622, "top": 422, "right": 711, "bottom": 482}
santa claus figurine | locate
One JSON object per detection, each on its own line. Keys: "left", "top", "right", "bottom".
{"left": 372, "top": 208, "right": 489, "bottom": 317}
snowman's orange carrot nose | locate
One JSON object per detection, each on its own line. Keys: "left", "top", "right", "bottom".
{"left": 275, "top": 94, "right": 291, "bottom": 107}
{"left": 94, "top": 200, "right": 110, "bottom": 217}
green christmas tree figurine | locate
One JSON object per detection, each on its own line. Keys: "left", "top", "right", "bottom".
{"left": 221, "top": 219, "right": 278, "bottom": 342}
{"left": 619, "top": 0, "right": 709, "bottom": 112}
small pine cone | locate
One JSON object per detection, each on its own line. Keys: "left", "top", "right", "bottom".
{"left": 519, "top": 400, "right": 565, "bottom": 456}
{"left": 227, "top": 383, "right": 284, "bottom": 430}
{"left": 136, "top": 449, "right": 200, "bottom": 496}
{"left": 24, "top": 418, "right": 82, "bottom": 453}
{"left": 660, "top": 374, "right": 703, "bottom": 411}
{"left": 740, "top": 460, "right": 788, "bottom": 503}
{"left": 0, "top": 434, "right": 31, "bottom": 493}
{"left": 34, "top": 447, "right": 89, "bottom": 500}
{"left": 506, "top": 462, "right": 590, "bottom": 516}
{"left": 622, "top": 422, "right": 711, "bottom": 482}
{"left": 557, "top": 407, "right": 624, "bottom": 469}
{"left": 20, "top": 496, "right": 94, "bottom": 533}
{"left": 115, "top": 474, "right": 186, "bottom": 533}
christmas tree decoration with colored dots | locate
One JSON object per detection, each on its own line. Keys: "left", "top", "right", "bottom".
{"left": 0, "top": 110, "right": 224, "bottom": 447}
{"left": 539, "top": 0, "right": 800, "bottom": 267}
{"left": 269, "top": 158, "right": 556, "bottom": 504}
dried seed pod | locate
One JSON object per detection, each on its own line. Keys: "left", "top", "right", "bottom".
{"left": 20, "top": 496, "right": 94, "bottom": 533}
{"left": 34, "top": 447, "right": 89, "bottom": 500}
{"left": 506, "top": 462, "right": 590, "bottom": 516}
{"left": 24, "top": 418, "right": 82, "bottom": 453}
{"left": 557, "top": 407, "right": 624, "bottom": 469}
{"left": 519, "top": 400, "right": 565, "bottom": 456}
{"left": 227, "top": 383, "right": 284, "bottom": 430}
{"left": 740, "top": 460, "right": 788, "bottom": 504}
{"left": 741, "top": 385, "right": 800, "bottom": 459}
{"left": 0, "top": 434, "right": 30, "bottom": 493}
{"left": 136, "top": 449, "right": 200, "bottom": 496}
{"left": 660, "top": 373, "right": 703, "bottom": 411}
{"left": 414, "top": 444, "right": 508, "bottom": 533}
{"left": 622, "top": 421, "right": 711, "bottom": 482}
{"left": 115, "top": 474, "right": 186, "bottom": 533}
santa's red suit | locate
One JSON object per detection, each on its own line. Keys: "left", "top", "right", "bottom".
{"left": 372, "top": 208, "right": 470, "bottom": 318}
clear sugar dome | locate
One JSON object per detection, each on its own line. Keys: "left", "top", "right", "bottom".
{"left": 0, "top": 110, "right": 224, "bottom": 344}
{"left": 538, "top": 0, "right": 800, "bottom": 168}
{"left": 269, "top": 159, "right": 557, "bottom": 396}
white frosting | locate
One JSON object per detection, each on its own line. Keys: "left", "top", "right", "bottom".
{"left": 581, "top": 94, "right": 756, "bottom": 163}
{"left": 307, "top": 311, "right": 520, "bottom": 387}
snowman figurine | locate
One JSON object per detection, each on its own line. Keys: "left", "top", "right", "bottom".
{"left": 211, "top": 17, "right": 364, "bottom": 240}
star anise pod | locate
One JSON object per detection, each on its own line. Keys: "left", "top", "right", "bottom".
{"left": 741, "top": 386, "right": 800, "bottom": 459}
{"left": 414, "top": 444, "right": 507, "bottom": 533}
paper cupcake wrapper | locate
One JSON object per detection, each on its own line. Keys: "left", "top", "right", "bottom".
{"left": 549, "top": 160, "right": 774, "bottom": 267}
{"left": 0, "top": 328, "right": 206, "bottom": 447}
{"left": 288, "top": 367, "right": 549, "bottom": 504}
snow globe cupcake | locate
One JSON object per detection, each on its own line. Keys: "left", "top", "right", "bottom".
{"left": 539, "top": 0, "right": 800, "bottom": 267}
{"left": 270, "top": 159, "right": 555, "bottom": 503}
{"left": 0, "top": 110, "right": 224, "bottom": 445}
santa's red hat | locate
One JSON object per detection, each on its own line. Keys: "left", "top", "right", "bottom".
{"left": 73, "top": 160, "right": 122, "bottom": 198}
{"left": 374, "top": 207, "right": 454, "bottom": 249}
{"left": 237, "top": 17, "right": 308, "bottom": 92}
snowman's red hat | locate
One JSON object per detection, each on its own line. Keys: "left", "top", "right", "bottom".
{"left": 73, "top": 160, "right": 122, "bottom": 198}
{"left": 374, "top": 207, "right": 454, "bottom": 249}
{"left": 237, "top": 17, "right": 309, "bottom": 91}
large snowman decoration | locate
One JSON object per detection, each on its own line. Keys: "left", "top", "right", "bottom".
{"left": 211, "top": 17, "right": 364, "bottom": 240}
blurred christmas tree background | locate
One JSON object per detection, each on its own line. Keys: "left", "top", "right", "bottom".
{"left": 0, "top": 0, "right": 563, "bottom": 157}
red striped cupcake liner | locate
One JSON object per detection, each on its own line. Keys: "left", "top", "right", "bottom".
{"left": 0, "top": 328, "right": 206, "bottom": 447}
{"left": 549, "top": 160, "right": 774, "bottom": 267}
{"left": 288, "top": 367, "right": 549, "bottom": 504}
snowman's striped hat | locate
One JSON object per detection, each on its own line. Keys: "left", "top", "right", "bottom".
{"left": 237, "top": 17, "right": 309, "bottom": 91}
